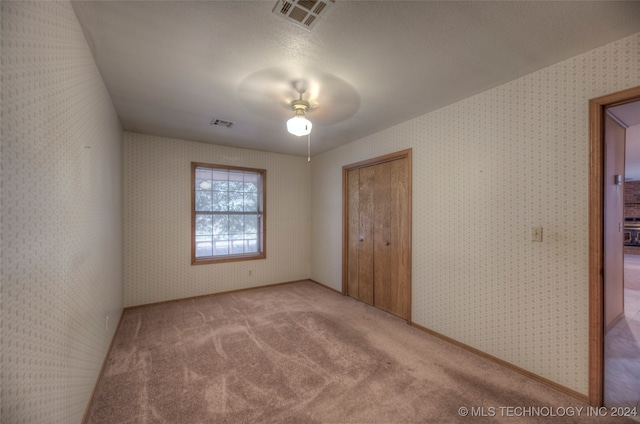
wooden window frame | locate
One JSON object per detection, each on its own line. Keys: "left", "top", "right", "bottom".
{"left": 191, "top": 162, "right": 266, "bottom": 265}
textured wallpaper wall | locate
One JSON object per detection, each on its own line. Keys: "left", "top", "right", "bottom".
{"left": 310, "top": 33, "right": 640, "bottom": 395}
{"left": 123, "top": 132, "right": 311, "bottom": 307}
{"left": 1, "top": 1, "right": 123, "bottom": 423}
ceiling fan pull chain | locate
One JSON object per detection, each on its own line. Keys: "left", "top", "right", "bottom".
{"left": 307, "top": 133, "right": 311, "bottom": 163}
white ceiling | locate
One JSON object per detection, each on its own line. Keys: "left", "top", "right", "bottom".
{"left": 609, "top": 102, "right": 640, "bottom": 128}
{"left": 71, "top": 1, "right": 640, "bottom": 157}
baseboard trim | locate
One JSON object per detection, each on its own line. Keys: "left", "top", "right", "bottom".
{"left": 409, "top": 322, "right": 589, "bottom": 404}
{"left": 308, "top": 279, "right": 343, "bottom": 295}
{"left": 81, "top": 310, "right": 125, "bottom": 424}
{"left": 124, "top": 279, "right": 312, "bottom": 311}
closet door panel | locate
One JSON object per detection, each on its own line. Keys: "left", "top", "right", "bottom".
{"left": 390, "top": 157, "right": 410, "bottom": 319}
{"left": 358, "top": 166, "right": 375, "bottom": 305}
{"left": 347, "top": 169, "right": 360, "bottom": 299}
{"left": 373, "top": 161, "right": 392, "bottom": 313}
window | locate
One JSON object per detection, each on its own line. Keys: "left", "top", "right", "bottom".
{"left": 192, "top": 162, "right": 266, "bottom": 264}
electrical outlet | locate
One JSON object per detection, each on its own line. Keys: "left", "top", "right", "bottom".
{"left": 531, "top": 227, "right": 543, "bottom": 242}
{"left": 248, "top": 269, "right": 253, "bottom": 277}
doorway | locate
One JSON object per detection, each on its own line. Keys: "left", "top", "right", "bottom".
{"left": 342, "top": 149, "right": 412, "bottom": 322}
{"left": 604, "top": 100, "right": 640, "bottom": 413}
{"left": 589, "top": 86, "right": 640, "bottom": 407}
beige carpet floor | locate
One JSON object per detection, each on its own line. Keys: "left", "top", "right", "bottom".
{"left": 86, "top": 281, "right": 634, "bottom": 423}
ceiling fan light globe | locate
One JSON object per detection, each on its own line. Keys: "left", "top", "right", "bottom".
{"left": 287, "top": 116, "right": 312, "bottom": 136}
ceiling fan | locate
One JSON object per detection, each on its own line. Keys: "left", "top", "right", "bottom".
{"left": 238, "top": 67, "right": 361, "bottom": 159}
{"left": 286, "top": 81, "right": 314, "bottom": 161}
{"left": 286, "top": 80, "right": 314, "bottom": 137}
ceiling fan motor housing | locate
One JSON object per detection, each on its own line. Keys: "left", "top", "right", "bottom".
{"left": 291, "top": 98, "right": 310, "bottom": 115}
{"left": 287, "top": 98, "right": 312, "bottom": 136}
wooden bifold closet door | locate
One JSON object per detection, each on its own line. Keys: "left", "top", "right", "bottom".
{"left": 345, "top": 151, "right": 411, "bottom": 320}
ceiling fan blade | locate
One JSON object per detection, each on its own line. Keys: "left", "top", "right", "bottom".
{"left": 238, "top": 66, "right": 360, "bottom": 126}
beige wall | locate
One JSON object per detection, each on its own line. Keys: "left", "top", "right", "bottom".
{"left": 123, "top": 132, "right": 311, "bottom": 307}
{"left": 310, "top": 33, "right": 640, "bottom": 395}
{"left": 1, "top": 2, "right": 123, "bottom": 423}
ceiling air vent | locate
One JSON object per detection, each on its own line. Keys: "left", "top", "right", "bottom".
{"left": 210, "top": 118, "right": 234, "bottom": 128}
{"left": 272, "top": 0, "right": 335, "bottom": 30}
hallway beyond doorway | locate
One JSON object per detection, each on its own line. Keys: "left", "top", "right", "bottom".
{"left": 604, "top": 254, "right": 640, "bottom": 421}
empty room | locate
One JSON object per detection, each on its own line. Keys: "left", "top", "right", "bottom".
{"left": 3, "top": 1, "right": 640, "bottom": 423}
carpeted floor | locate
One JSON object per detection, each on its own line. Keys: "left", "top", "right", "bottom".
{"left": 626, "top": 254, "right": 640, "bottom": 291}
{"left": 86, "top": 281, "right": 634, "bottom": 423}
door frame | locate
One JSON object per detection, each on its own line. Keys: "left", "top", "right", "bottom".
{"left": 342, "top": 148, "right": 413, "bottom": 323}
{"left": 588, "top": 85, "right": 640, "bottom": 406}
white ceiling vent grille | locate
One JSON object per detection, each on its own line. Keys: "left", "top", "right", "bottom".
{"left": 272, "top": 0, "right": 335, "bottom": 30}
{"left": 210, "top": 118, "right": 234, "bottom": 128}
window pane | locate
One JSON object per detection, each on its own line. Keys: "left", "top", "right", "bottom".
{"left": 212, "top": 180, "right": 228, "bottom": 191}
{"left": 193, "top": 164, "right": 265, "bottom": 262}
{"left": 229, "top": 171, "right": 244, "bottom": 181}
{"left": 245, "top": 215, "right": 258, "bottom": 234}
{"left": 196, "top": 214, "right": 213, "bottom": 235}
{"left": 196, "top": 169, "right": 213, "bottom": 181}
{"left": 213, "top": 240, "right": 229, "bottom": 255}
{"left": 230, "top": 240, "right": 244, "bottom": 254}
{"left": 212, "top": 215, "right": 229, "bottom": 235}
{"left": 196, "top": 242, "right": 212, "bottom": 257}
{"left": 229, "top": 181, "right": 244, "bottom": 192}
{"left": 196, "top": 179, "right": 213, "bottom": 191}
{"left": 228, "top": 172, "right": 244, "bottom": 193}
{"left": 195, "top": 190, "right": 213, "bottom": 211}
{"left": 244, "top": 193, "right": 257, "bottom": 212}
{"left": 211, "top": 169, "right": 229, "bottom": 181}
{"left": 244, "top": 181, "right": 257, "bottom": 193}
{"left": 228, "top": 192, "right": 244, "bottom": 212}
{"left": 212, "top": 191, "right": 229, "bottom": 211}
{"left": 244, "top": 239, "right": 257, "bottom": 253}
{"left": 228, "top": 215, "right": 244, "bottom": 235}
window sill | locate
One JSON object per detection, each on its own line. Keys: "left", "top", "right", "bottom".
{"left": 192, "top": 253, "right": 266, "bottom": 265}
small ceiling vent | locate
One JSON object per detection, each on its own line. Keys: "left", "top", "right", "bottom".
{"left": 272, "top": 0, "right": 335, "bottom": 30}
{"left": 210, "top": 118, "right": 234, "bottom": 128}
